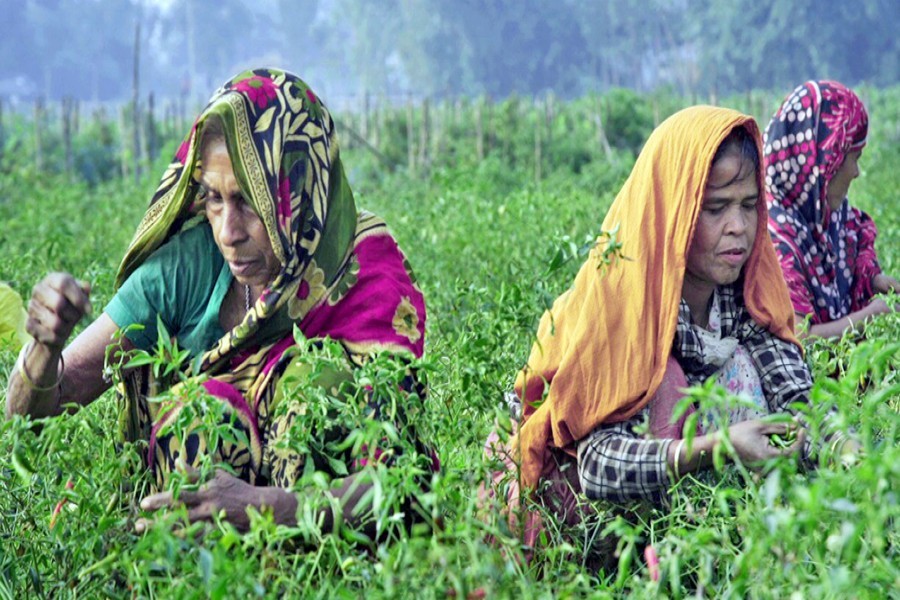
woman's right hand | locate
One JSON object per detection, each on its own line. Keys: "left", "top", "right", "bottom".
{"left": 866, "top": 297, "right": 896, "bottom": 317}
{"left": 727, "top": 419, "right": 805, "bottom": 467}
{"left": 26, "top": 273, "right": 92, "bottom": 350}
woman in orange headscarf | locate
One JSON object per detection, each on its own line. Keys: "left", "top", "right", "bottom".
{"left": 484, "top": 106, "right": 850, "bottom": 546}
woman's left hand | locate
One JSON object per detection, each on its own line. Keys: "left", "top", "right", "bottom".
{"left": 136, "top": 469, "right": 298, "bottom": 533}
{"left": 873, "top": 273, "right": 900, "bottom": 295}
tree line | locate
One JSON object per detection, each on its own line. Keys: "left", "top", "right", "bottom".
{"left": 1, "top": 0, "right": 897, "bottom": 103}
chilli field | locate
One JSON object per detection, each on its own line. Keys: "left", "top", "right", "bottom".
{"left": 0, "top": 87, "right": 898, "bottom": 598}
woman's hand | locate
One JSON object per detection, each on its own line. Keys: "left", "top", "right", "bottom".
{"left": 26, "top": 273, "right": 92, "bottom": 350}
{"left": 136, "top": 469, "right": 298, "bottom": 533}
{"left": 7, "top": 273, "right": 99, "bottom": 419}
{"left": 802, "top": 298, "right": 897, "bottom": 339}
{"left": 728, "top": 419, "right": 805, "bottom": 468}
{"left": 832, "top": 436, "right": 863, "bottom": 468}
{"left": 872, "top": 273, "right": 900, "bottom": 295}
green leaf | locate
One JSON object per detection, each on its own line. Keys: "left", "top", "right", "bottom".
{"left": 255, "top": 106, "right": 276, "bottom": 133}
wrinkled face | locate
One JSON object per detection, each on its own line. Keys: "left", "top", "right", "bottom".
{"left": 684, "top": 150, "right": 759, "bottom": 299}
{"left": 826, "top": 149, "right": 862, "bottom": 210}
{"left": 200, "top": 139, "right": 281, "bottom": 289}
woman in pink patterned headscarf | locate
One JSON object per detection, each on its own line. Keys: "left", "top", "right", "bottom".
{"left": 766, "top": 80, "right": 899, "bottom": 339}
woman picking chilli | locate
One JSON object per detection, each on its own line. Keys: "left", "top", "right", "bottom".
{"left": 6, "top": 69, "right": 433, "bottom": 537}
{"left": 485, "top": 106, "right": 855, "bottom": 549}
{"left": 766, "top": 80, "right": 899, "bottom": 339}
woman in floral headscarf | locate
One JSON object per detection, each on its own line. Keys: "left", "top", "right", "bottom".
{"left": 7, "top": 68, "right": 433, "bottom": 535}
{"left": 766, "top": 80, "right": 899, "bottom": 339}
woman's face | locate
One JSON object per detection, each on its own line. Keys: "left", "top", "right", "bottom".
{"left": 200, "top": 138, "right": 281, "bottom": 289}
{"left": 684, "top": 150, "right": 759, "bottom": 298}
{"left": 826, "top": 149, "right": 862, "bottom": 210}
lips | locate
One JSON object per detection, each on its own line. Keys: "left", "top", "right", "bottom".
{"left": 227, "top": 259, "right": 256, "bottom": 277}
{"left": 719, "top": 248, "right": 747, "bottom": 266}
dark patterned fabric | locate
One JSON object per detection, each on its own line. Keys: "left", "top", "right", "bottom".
{"left": 765, "top": 80, "right": 879, "bottom": 323}
{"left": 577, "top": 283, "right": 818, "bottom": 503}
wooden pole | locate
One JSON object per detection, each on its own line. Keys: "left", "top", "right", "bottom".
{"left": 594, "top": 94, "right": 613, "bottom": 162}
{"left": 146, "top": 91, "right": 156, "bottom": 166}
{"left": 62, "top": 97, "right": 74, "bottom": 179}
{"left": 185, "top": 0, "right": 197, "bottom": 105}
{"left": 0, "top": 97, "right": 4, "bottom": 163}
{"left": 486, "top": 98, "right": 495, "bottom": 155}
{"left": 418, "top": 98, "right": 429, "bottom": 171}
{"left": 119, "top": 106, "right": 129, "bottom": 180}
{"left": 132, "top": 20, "right": 142, "bottom": 183}
{"left": 360, "top": 90, "right": 369, "bottom": 140}
{"left": 543, "top": 95, "right": 553, "bottom": 149}
{"left": 475, "top": 99, "right": 484, "bottom": 161}
{"left": 534, "top": 116, "right": 542, "bottom": 183}
{"left": 406, "top": 97, "right": 415, "bottom": 174}
{"left": 372, "top": 96, "right": 381, "bottom": 150}
{"left": 33, "top": 98, "right": 44, "bottom": 172}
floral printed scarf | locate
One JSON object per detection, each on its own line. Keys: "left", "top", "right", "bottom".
{"left": 765, "top": 80, "right": 879, "bottom": 323}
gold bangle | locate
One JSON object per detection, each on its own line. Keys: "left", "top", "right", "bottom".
{"left": 673, "top": 438, "right": 686, "bottom": 479}
{"left": 17, "top": 342, "right": 64, "bottom": 392}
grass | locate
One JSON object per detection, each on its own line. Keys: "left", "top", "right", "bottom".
{"left": 0, "top": 88, "right": 898, "bottom": 598}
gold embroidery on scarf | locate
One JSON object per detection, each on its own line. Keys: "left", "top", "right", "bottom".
{"left": 228, "top": 93, "right": 284, "bottom": 266}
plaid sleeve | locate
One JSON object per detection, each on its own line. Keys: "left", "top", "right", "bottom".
{"left": 577, "top": 410, "right": 674, "bottom": 504}
{"left": 741, "top": 320, "right": 849, "bottom": 458}
{"left": 741, "top": 321, "right": 812, "bottom": 413}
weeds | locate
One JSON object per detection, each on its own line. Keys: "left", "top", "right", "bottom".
{"left": 1, "top": 89, "right": 899, "bottom": 597}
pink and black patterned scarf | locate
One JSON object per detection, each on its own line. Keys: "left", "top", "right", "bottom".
{"left": 765, "top": 80, "right": 879, "bottom": 323}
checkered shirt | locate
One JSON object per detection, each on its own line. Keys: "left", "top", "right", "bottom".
{"left": 577, "top": 284, "right": 817, "bottom": 503}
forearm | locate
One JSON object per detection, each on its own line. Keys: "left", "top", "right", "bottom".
{"left": 666, "top": 434, "right": 718, "bottom": 477}
{"left": 801, "top": 303, "right": 885, "bottom": 340}
{"left": 7, "top": 314, "right": 123, "bottom": 420}
{"left": 6, "top": 342, "right": 65, "bottom": 419}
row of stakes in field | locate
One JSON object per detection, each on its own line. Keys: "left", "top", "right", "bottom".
{"left": 0, "top": 86, "right": 777, "bottom": 185}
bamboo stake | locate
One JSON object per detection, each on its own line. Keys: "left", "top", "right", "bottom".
{"left": 360, "top": 90, "right": 369, "bottom": 140}
{"left": 118, "top": 106, "right": 129, "bottom": 180}
{"left": 0, "top": 97, "right": 4, "bottom": 162}
{"left": 418, "top": 98, "right": 429, "bottom": 171}
{"left": 534, "top": 116, "right": 542, "bottom": 183}
{"left": 594, "top": 94, "right": 613, "bottom": 162}
{"left": 372, "top": 96, "right": 381, "bottom": 151}
{"left": 544, "top": 95, "right": 553, "bottom": 148}
{"left": 146, "top": 92, "right": 156, "bottom": 165}
{"left": 475, "top": 99, "right": 484, "bottom": 161}
{"left": 131, "top": 21, "right": 142, "bottom": 183}
{"left": 33, "top": 98, "right": 44, "bottom": 172}
{"left": 62, "top": 97, "right": 74, "bottom": 179}
{"left": 406, "top": 98, "right": 416, "bottom": 174}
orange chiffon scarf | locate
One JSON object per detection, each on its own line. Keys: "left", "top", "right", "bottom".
{"left": 515, "top": 106, "right": 799, "bottom": 489}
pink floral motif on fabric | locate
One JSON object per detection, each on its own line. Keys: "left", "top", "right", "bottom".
{"left": 233, "top": 75, "right": 278, "bottom": 109}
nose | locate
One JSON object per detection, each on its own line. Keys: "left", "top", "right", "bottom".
{"left": 217, "top": 202, "right": 249, "bottom": 247}
{"left": 724, "top": 206, "right": 750, "bottom": 236}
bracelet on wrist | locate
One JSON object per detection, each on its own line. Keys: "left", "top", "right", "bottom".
{"left": 16, "top": 342, "right": 65, "bottom": 393}
{"left": 672, "top": 438, "right": 686, "bottom": 479}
